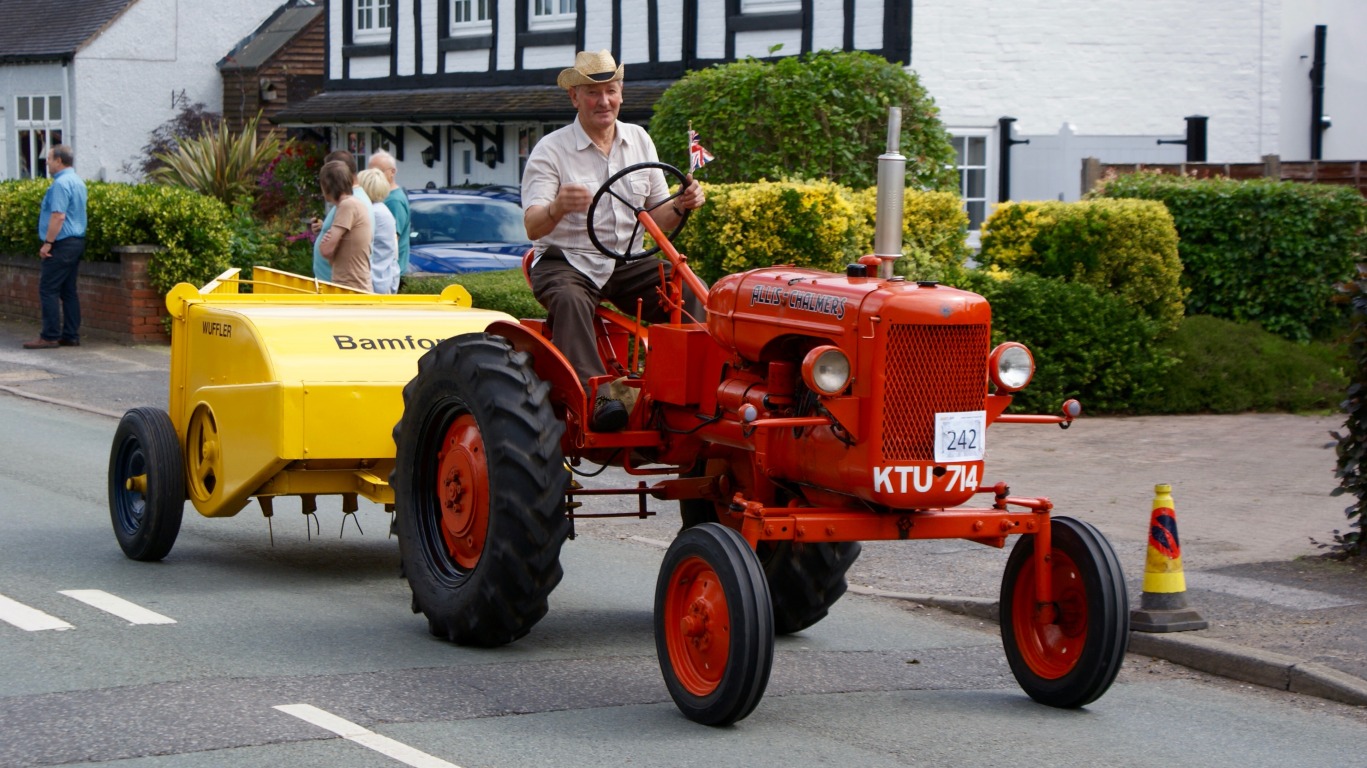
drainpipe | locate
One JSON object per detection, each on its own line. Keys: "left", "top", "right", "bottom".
{"left": 1310, "top": 24, "right": 1329, "bottom": 160}
{"left": 997, "top": 116, "right": 1029, "bottom": 203}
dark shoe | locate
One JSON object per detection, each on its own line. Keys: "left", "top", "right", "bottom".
{"left": 22, "top": 338, "right": 59, "bottom": 349}
{"left": 592, "top": 396, "right": 628, "bottom": 432}
{"left": 58, "top": 338, "right": 80, "bottom": 347}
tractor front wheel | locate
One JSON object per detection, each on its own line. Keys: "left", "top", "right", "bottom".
{"left": 1000, "top": 516, "right": 1129, "bottom": 708}
{"left": 107, "top": 407, "right": 185, "bottom": 561}
{"left": 392, "top": 334, "right": 570, "bottom": 647}
{"left": 681, "top": 462, "right": 859, "bottom": 635}
{"left": 655, "top": 523, "right": 774, "bottom": 726}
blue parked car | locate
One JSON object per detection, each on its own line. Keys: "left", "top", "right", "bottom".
{"left": 405, "top": 187, "right": 530, "bottom": 274}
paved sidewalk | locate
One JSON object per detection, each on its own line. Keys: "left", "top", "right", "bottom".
{"left": 1, "top": 314, "right": 1364, "bottom": 707}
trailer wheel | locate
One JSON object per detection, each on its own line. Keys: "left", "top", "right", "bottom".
{"left": 392, "top": 334, "right": 570, "bottom": 647}
{"left": 1000, "top": 516, "right": 1129, "bottom": 708}
{"left": 108, "top": 407, "right": 185, "bottom": 561}
{"left": 655, "top": 523, "right": 774, "bottom": 726}
{"left": 682, "top": 461, "right": 859, "bottom": 635}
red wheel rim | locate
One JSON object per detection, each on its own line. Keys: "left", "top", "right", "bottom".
{"left": 1011, "top": 548, "right": 1088, "bottom": 679}
{"left": 663, "top": 555, "right": 731, "bottom": 697}
{"left": 435, "top": 414, "right": 488, "bottom": 570}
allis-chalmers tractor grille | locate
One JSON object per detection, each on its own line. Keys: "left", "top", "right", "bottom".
{"left": 880, "top": 323, "right": 991, "bottom": 462}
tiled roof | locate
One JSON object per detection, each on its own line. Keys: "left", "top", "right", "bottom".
{"left": 219, "top": 2, "right": 322, "bottom": 71}
{"left": 0, "top": 0, "right": 136, "bottom": 62}
{"left": 271, "top": 80, "right": 673, "bottom": 125}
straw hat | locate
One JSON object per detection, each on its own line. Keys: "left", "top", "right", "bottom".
{"left": 557, "top": 49, "right": 625, "bottom": 89}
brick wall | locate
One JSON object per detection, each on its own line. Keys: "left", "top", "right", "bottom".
{"left": 0, "top": 246, "right": 170, "bottom": 345}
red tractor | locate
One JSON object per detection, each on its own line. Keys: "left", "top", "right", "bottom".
{"left": 390, "top": 160, "right": 1128, "bottom": 726}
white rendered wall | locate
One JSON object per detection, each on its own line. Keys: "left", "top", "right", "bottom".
{"left": 75, "top": 0, "right": 291, "bottom": 182}
{"left": 1279, "top": 0, "right": 1367, "bottom": 161}
{"left": 581, "top": 0, "right": 613, "bottom": 55}
{"left": 0, "top": 62, "right": 68, "bottom": 179}
{"left": 618, "top": 0, "right": 652, "bottom": 67}
{"left": 911, "top": 0, "right": 1283, "bottom": 163}
{"left": 734, "top": 29, "right": 801, "bottom": 59}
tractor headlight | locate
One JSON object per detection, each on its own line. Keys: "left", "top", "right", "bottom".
{"left": 803, "top": 346, "right": 852, "bottom": 396}
{"left": 990, "top": 342, "right": 1034, "bottom": 392}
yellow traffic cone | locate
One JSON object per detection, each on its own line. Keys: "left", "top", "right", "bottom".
{"left": 1131, "top": 484, "right": 1208, "bottom": 632}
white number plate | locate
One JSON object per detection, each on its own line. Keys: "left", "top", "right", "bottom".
{"left": 934, "top": 410, "right": 986, "bottom": 463}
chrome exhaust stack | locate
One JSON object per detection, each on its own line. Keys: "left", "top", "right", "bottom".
{"left": 873, "top": 106, "right": 905, "bottom": 280}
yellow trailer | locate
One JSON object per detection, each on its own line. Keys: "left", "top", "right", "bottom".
{"left": 107, "top": 267, "right": 513, "bottom": 560}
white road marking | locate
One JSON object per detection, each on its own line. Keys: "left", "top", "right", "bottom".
{"left": 0, "top": 593, "right": 73, "bottom": 631}
{"left": 275, "top": 703, "right": 463, "bottom": 768}
{"left": 629, "top": 535, "right": 671, "bottom": 549}
{"left": 58, "top": 590, "right": 177, "bottom": 625}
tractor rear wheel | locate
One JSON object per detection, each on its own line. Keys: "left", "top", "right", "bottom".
{"left": 1000, "top": 516, "right": 1129, "bottom": 708}
{"left": 107, "top": 407, "right": 185, "bottom": 561}
{"left": 655, "top": 523, "right": 774, "bottom": 726}
{"left": 392, "top": 334, "right": 570, "bottom": 647}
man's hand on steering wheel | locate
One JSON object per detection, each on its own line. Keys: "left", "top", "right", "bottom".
{"left": 673, "top": 173, "right": 705, "bottom": 216}
{"left": 587, "top": 161, "right": 699, "bottom": 261}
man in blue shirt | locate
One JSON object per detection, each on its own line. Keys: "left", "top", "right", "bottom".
{"left": 367, "top": 150, "right": 411, "bottom": 278}
{"left": 24, "top": 144, "right": 87, "bottom": 349}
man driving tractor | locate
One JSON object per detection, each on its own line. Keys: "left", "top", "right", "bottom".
{"left": 521, "top": 49, "right": 707, "bottom": 432}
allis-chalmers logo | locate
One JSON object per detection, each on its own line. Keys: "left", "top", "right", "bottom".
{"left": 749, "top": 285, "right": 847, "bottom": 319}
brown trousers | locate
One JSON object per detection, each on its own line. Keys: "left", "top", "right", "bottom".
{"left": 530, "top": 251, "right": 705, "bottom": 393}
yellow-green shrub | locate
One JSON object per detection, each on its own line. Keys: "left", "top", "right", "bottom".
{"left": 674, "top": 178, "right": 863, "bottom": 284}
{"left": 979, "top": 199, "right": 1186, "bottom": 333}
{"left": 848, "top": 187, "right": 972, "bottom": 281}
{"left": 676, "top": 180, "right": 971, "bottom": 284}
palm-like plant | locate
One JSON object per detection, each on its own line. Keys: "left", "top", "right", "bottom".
{"left": 151, "top": 113, "right": 287, "bottom": 208}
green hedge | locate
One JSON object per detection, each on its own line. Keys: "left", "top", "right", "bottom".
{"left": 649, "top": 50, "right": 957, "bottom": 191}
{"left": 1135, "top": 314, "right": 1345, "bottom": 414}
{"left": 675, "top": 180, "right": 970, "bottom": 285}
{"left": 1091, "top": 173, "right": 1366, "bottom": 342}
{"left": 403, "top": 269, "right": 547, "bottom": 319}
{"left": 0, "top": 179, "right": 234, "bottom": 294}
{"left": 978, "top": 198, "right": 1186, "bottom": 334}
{"left": 957, "top": 270, "right": 1175, "bottom": 413}
{"left": 672, "top": 178, "right": 863, "bottom": 284}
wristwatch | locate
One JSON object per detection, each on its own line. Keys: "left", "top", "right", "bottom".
{"left": 43, "top": 240, "right": 54, "bottom": 246}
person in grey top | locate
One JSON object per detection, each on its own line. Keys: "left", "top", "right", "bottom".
{"left": 359, "top": 168, "right": 400, "bottom": 293}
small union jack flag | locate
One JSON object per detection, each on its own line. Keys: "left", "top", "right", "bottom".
{"left": 688, "top": 128, "right": 715, "bottom": 173}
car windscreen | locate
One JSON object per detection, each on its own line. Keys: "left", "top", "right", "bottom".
{"left": 409, "top": 198, "right": 529, "bottom": 244}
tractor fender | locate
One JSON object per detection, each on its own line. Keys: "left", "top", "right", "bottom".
{"left": 485, "top": 319, "right": 588, "bottom": 431}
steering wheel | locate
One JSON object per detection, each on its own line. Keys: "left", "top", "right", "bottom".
{"left": 586, "top": 161, "right": 692, "bottom": 262}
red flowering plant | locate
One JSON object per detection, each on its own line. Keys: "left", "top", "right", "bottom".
{"left": 256, "top": 140, "right": 325, "bottom": 227}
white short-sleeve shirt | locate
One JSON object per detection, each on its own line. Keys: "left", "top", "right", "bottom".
{"left": 521, "top": 117, "right": 669, "bottom": 288}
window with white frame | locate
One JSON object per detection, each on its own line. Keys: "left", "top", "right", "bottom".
{"left": 452, "top": 0, "right": 492, "bottom": 34}
{"left": 517, "top": 124, "right": 558, "bottom": 177}
{"left": 15, "top": 95, "right": 63, "bottom": 179}
{"left": 741, "top": 0, "right": 800, "bottom": 13}
{"left": 353, "top": 0, "right": 391, "bottom": 42}
{"left": 950, "top": 133, "right": 989, "bottom": 231}
{"left": 344, "top": 128, "right": 394, "bottom": 172}
{"left": 529, "top": 0, "right": 576, "bottom": 31}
